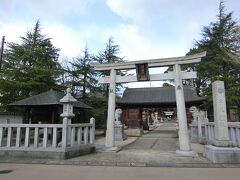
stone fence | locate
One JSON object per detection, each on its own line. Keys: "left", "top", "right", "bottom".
{"left": 0, "top": 89, "right": 96, "bottom": 159}
{"left": 190, "top": 81, "right": 240, "bottom": 163}
{"left": 0, "top": 118, "right": 95, "bottom": 159}
{"left": 190, "top": 122, "right": 240, "bottom": 148}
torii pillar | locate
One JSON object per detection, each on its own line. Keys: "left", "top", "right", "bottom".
{"left": 105, "top": 69, "right": 118, "bottom": 150}
{"left": 174, "top": 64, "right": 195, "bottom": 156}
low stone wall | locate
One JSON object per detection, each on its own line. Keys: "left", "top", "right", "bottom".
{"left": 0, "top": 145, "right": 95, "bottom": 160}
{"left": 189, "top": 124, "right": 206, "bottom": 143}
{"left": 190, "top": 122, "right": 240, "bottom": 147}
{"left": 190, "top": 122, "right": 240, "bottom": 163}
{"left": 0, "top": 118, "right": 95, "bottom": 160}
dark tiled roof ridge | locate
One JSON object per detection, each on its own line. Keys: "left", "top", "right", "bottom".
{"left": 118, "top": 86, "right": 204, "bottom": 105}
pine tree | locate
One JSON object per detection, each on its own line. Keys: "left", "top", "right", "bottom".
{"left": 95, "top": 37, "right": 125, "bottom": 94}
{"left": 94, "top": 37, "right": 125, "bottom": 131}
{"left": 68, "top": 45, "right": 98, "bottom": 100}
{"left": 188, "top": 1, "right": 240, "bottom": 111}
{"left": 0, "top": 21, "right": 61, "bottom": 109}
{"left": 96, "top": 37, "right": 124, "bottom": 64}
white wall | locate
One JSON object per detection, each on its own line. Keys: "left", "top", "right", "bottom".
{"left": 0, "top": 115, "right": 23, "bottom": 124}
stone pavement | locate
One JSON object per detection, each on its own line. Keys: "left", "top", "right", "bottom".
{"left": 1, "top": 123, "right": 240, "bottom": 167}
{"left": 60, "top": 122, "right": 214, "bottom": 167}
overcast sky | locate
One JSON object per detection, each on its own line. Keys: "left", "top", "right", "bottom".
{"left": 1, "top": 0, "right": 239, "bottom": 60}
{"left": 0, "top": 0, "right": 239, "bottom": 89}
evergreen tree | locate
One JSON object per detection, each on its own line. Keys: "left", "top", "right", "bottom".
{"left": 95, "top": 37, "right": 125, "bottom": 95}
{"left": 96, "top": 37, "right": 124, "bottom": 64}
{"left": 68, "top": 45, "right": 98, "bottom": 100}
{"left": 0, "top": 21, "right": 61, "bottom": 109}
{"left": 94, "top": 37, "right": 125, "bottom": 131}
{"left": 188, "top": 1, "right": 240, "bottom": 111}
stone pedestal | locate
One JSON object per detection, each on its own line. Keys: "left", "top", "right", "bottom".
{"left": 212, "top": 140, "right": 232, "bottom": 147}
{"left": 176, "top": 150, "right": 197, "bottom": 157}
{"left": 205, "top": 145, "right": 240, "bottom": 163}
{"left": 101, "top": 146, "right": 121, "bottom": 153}
{"left": 124, "top": 128, "right": 143, "bottom": 137}
{"left": 114, "top": 124, "right": 127, "bottom": 141}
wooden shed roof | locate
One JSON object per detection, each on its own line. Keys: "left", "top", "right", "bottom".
{"left": 9, "top": 89, "right": 92, "bottom": 109}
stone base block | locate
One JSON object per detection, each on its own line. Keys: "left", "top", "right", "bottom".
{"left": 0, "top": 145, "right": 95, "bottom": 160}
{"left": 176, "top": 150, "right": 197, "bottom": 157}
{"left": 101, "top": 146, "right": 121, "bottom": 153}
{"left": 124, "top": 128, "right": 143, "bottom": 137}
{"left": 205, "top": 145, "right": 240, "bottom": 163}
{"left": 212, "top": 140, "right": 232, "bottom": 147}
{"left": 115, "top": 125, "right": 127, "bottom": 141}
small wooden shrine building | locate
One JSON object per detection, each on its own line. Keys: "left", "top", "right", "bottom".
{"left": 117, "top": 86, "right": 204, "bottom": 128}
{"left": 9, "top": 89, "right": 92, "bottom": 124}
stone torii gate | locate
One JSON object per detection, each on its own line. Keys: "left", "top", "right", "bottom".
{"left": 92, "top": 52, "right": 206, "bottom": 156}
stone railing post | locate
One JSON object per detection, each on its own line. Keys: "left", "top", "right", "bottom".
{"left": 90, "top": 117, "right": 95, "bottom": 144}
{"left": 0, "top": 127, "right": 3, "bottom": 147}
{"left": 60, "top": 88, "right": 77, "bottom": 147}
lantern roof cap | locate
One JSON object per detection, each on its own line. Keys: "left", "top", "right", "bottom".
{"left": 60, "top": 88, "right": 77, "bottom": 103}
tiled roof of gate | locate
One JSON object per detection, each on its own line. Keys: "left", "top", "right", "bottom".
{"left": 117, "top": 86, "right": 204, "bottom": 105}
{"left": 9, "top": 89, "right": 92, "bottom": 109}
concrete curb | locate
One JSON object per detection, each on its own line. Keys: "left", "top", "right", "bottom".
{"left": 1, "top": 159, "right": 240, "bottom": 168}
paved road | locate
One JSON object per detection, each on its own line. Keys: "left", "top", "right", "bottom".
{"left": 0, "top": 163, "right": 240, "bottom": 180}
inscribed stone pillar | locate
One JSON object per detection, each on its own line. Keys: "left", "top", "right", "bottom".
{"left": 174, "top": 64, "right": 194, "bottom": 156}
{"left": 105, "top": 69, "right": 116, "bottom": 148}
{"left": 212, "top": 81, "right": 230, "bottom": 146}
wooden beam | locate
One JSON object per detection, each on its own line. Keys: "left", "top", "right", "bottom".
{"left": 98, "top": 71, "right": 197, "bottom": 84}
{"left": 92, "top": 52, "right": 206, "bottom": 71}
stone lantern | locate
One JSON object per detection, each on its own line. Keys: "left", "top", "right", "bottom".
{"left": 60, "top": 88, "right": 77, "bottom": 119}
{"left": 60, "top": 88, "right": 77, "bottom": 146}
